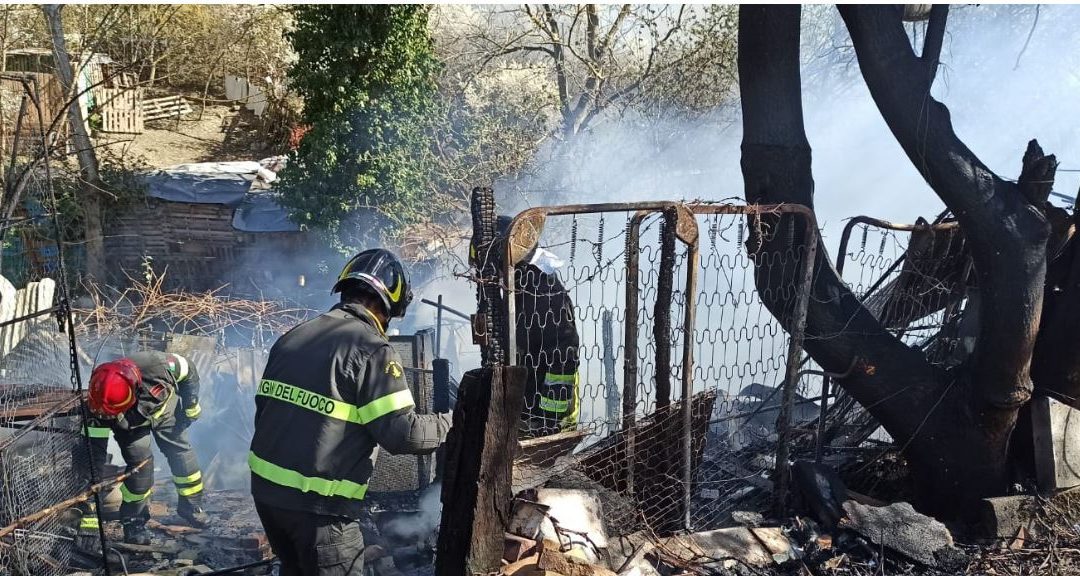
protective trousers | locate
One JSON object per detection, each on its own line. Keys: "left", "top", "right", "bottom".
{"left": 254, "top": 501, "right": 364, "bottom": 576}
{"left": 519, "top": 367, "right": 580, "bottom": 439}
{"left": 80, "top": 395, "right": 204, "bottom": 529}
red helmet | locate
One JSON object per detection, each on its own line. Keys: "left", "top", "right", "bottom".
{"left": 88, "top": 359, "right": 141, "bottom": 417}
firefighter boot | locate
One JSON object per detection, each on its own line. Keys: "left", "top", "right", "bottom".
{"left": 177, "top": 494, "right": 211, "bottom": 529}
{"left": 122, "top": 518, "right": 152, "bottom": 545}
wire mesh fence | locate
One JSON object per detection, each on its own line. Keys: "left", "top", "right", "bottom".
{"left": 0, "top": 75, "right": 101, "bottom": 576}
{"left": 813, "top": 217, "right": 972, "bottom": 456}
{"left": 0, "top": 260, "right": 89, "bottom": 576}
{"left": 491, "top": 200, "right": 817, "bottom": 537}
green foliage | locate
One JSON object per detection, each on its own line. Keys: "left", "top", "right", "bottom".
{"left": 47, "top": 153, "right": 149, "bottom": 241}
{"left": 276, "top": 5, "right": 439, "bottom": 253}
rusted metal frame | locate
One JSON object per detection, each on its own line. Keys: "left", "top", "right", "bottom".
{"left": 821, "top": 215, "right": 961, "bottom": 461}
{"left": 506, "top": 201, "right": 699, "bottom": 527}
{"left": 689, "top": 203, "right": 819, "bottom": 514}
{"left": 504, "top": 201, "right": 684, "bottom": 365}
{"left": 0, "top": 392, "right": 81, "bottom": 452}
{"left": 622, "top": 210, "right": 651, "bottom": 497}
{"left": 0, "top": 457, "right": 151, "bottom": 541}
{"left": 835, "top": 215, "right": 961, "bottom": 278}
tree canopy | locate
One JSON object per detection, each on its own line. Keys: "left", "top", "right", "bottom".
{"left": 276, "top": 5, "right": 440, "bottom": 252}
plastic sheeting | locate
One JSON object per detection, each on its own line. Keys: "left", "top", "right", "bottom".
{"left": 141, "top": 158, "right": 297, "bottom": 232}
{"left": 232, "top": 193, "right": 300, "bottom": 233}
{"left": 143, "top": 169, "right": 254, "bottom": 206}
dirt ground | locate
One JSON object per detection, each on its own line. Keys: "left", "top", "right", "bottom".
{"left": 95, "top": 102, "right": 281, "bottom": 169}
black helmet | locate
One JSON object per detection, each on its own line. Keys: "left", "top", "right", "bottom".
{"left": 495, "top": 215, "right": 513, "bottom": 238}
{"left": 333, "top": 248, "right": 413, "bottom": 318}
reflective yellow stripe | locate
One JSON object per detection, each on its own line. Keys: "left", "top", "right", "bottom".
{"left": 79, "top": 516, "right": 100, "bottom": 530}
{"left": 362, "top": 308, "right": 385, "bottom": 336}
{"left": 174, "top": 471, "right": 202, "bottom": 485}
{"left": 119, "top": 484, "right": 152, "bottom": 503}
{"left": 184, "top": 404, "right": 202, "bottom": 419}
{"left": 257, "top": 380, "right": 414, "bottom": 424}
{"left": 177, "top": 482, "right": 204, "bottom": 497}
{"left": 539, "top": 396, "right": 569, "bottom": 413}
{"left": 356, "top": 389, "right": 414, "bottom": 422}
{"left": 544, "top": 372, "right": 578, "bottom": 384}
{"left": 83, "top": 426, "right": 111, "bottom": 438}
{"left": 151, "top": 389, "right": 174, "bottom": 421}
{"left": 248, "top": 452, "right": 368, "bottom": 500}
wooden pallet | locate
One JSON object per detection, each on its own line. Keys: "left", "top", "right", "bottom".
{"left": 98, "top": 87, "right": 144, "bottom": 133}
{"left": 143, "top": 95, "right": 192, "bottom": 121}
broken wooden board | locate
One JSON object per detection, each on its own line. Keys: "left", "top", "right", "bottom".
{"left": 518, "top": 429, "right": 588, "bottom": 468}
{"left": 1032, "top": 394, "right": 1080, "bottom": 491}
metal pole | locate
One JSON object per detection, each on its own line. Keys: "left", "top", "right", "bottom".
{"left": 436, "top": 294, "right": 444, "bottom": 359}
{"left": 680, "top": 224, "right": 699, "bottom": 531}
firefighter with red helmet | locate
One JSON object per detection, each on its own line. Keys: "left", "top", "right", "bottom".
{"left": 79, "top": 351, "right": 209, "bottom": 545}
{"left": 250, "top": 248, "right": 451, "bottom": 575}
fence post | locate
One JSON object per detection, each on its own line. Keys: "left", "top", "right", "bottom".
{"left": 674, "top": 205, "right": 700, "bottom": 531}
{"left": 772, "top": 212, "right": 818, "bottom": 515}
{"left": 602, "top": 310, "right": 619, "bottom": 436}
{"left": 653, "top": 208, "right": 676, "bottom": 410}
{"left": 623, "top": 213, "right": 645, "bottom": 496}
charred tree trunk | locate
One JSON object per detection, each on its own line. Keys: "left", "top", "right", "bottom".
{"left": 738, "top": 5, "right": 1057, "bottom": 517}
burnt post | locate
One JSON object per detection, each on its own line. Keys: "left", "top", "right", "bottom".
{"left": 623, "top": 213, "right": 645, "bottom": 495}
{"left": 602, "top": 309, "right": 619, "bottom": 435}
{"left": 653, "top": 207, "right": 677, "bottom": 410}
{"left": 470, "top": 187, "right": 506, "bottom": 367}
{"left": 674, "top": 205, "right": 700, "bottom": 530}
{"left": 435, "top": 366, "right": 526, "bottom": 576}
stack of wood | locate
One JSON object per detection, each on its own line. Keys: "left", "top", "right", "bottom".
{"left": 143, "top": 95, "right": 192, "bottom": 122}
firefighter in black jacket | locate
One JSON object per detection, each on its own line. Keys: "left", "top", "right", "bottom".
{"left": 487, "top": 216, "right": 581, "bottom": 438}
{"left": 81, "top": 351, "right": 209, "bottom": 545}
{"left": 250, "top": 248, "right": 451, "bottom": 576}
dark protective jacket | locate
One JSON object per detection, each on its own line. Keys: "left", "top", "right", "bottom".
{"left": 514, "top": 262, "right": 581, "bottom": 436}
{"left": 79, "top": 351, "right": 203, "bottom": 529}
{"left": 249, "top": 302, "right": 451, "bottom": 519}
{"left": 95, "top": 350, "right": 201, "bottom": 431}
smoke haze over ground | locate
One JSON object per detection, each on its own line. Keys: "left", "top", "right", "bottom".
{"left": 495, "top": 5, "right": 1080, "bottom": 257}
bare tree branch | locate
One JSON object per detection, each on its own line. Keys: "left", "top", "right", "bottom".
{"left": 922, "top": 4, "right": 948, "bottom": 80}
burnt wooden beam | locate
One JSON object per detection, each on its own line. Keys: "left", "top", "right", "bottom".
{"left": 435, "top": 366, "right": 525, "bottom": 575}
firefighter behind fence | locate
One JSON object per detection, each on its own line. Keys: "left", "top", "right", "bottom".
{"left": 78, "top": 351, "right": 209, "bottom": 546}
{"left": 482, "top": 215, "right": 581, "bottom": 438}
{"left": 249, "top": 248, "right": 451, "bottom": 576}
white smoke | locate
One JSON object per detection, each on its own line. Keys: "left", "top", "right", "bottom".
{"left": 382, "top": 482, "right": 443, "bottom": 543}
